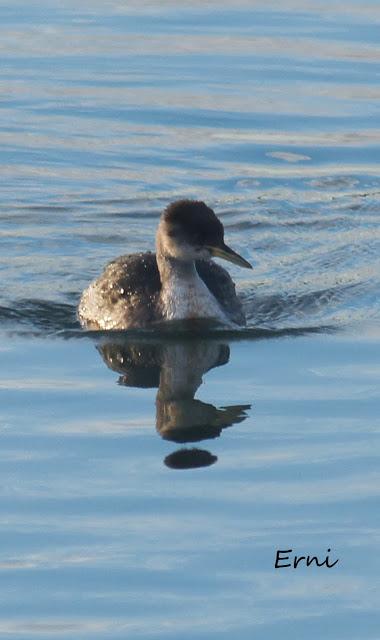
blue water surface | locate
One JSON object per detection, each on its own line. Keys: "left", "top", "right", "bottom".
{"left": 0, "top": 1, "right": 379, "bottom": 638}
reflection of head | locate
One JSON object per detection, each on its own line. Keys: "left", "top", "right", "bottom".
{"left": 96, "top": 337, "right": 251, "bottom": 468}
{"left": 157, "top": 398, "right": 250, "bottom": 443}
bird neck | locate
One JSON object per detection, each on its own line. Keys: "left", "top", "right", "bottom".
{"left": 155, "top": 229, "right": 230, "bottom": 323}
{"left": 157, "top": 253, "right": 197, "bottom": 287}
{"left": 156, "top": 234, "right": 220, "bottom": 322}
{"left": 155, "top": 231, "right": 197, "bottom": 287}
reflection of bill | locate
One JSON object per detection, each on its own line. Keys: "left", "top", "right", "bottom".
{"left": 97, "top": 337, "right": 251, "bottom": 469}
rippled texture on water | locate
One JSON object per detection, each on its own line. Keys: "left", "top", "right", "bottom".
{"left": 1, "top": 334, "right": 380, "bottom": 639}
{"left": 1, "top": 0, "right": 380, "bottom": 334}
{"left": 0, "top": 1, "right": 379, "bottom": 638}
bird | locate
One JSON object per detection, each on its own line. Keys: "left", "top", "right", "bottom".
{"left": 78, "top": 199, "right": 252, "bottom": 330}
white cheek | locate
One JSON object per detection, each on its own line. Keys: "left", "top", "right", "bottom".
{"left": 168, "top": 240, "right": 203, "bottom": 261}
{"left": 159, "top": 226, "right": 209, "bottom": 261}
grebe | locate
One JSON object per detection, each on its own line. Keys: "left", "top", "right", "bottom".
{"left": 78, "top": 199, "right": 252, "bottom": 330}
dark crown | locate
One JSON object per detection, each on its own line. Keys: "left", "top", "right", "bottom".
{"left": 162, "top": 200, "right": 224, "bottom": 246}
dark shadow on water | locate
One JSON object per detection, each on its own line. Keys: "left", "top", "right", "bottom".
{"left": 97, "top": 336, "right": 251, "bottom": 469}
{"left": 69, "top": 322, "right": 334, "bottom": 342}
{"left": 0, "top": 297, "right": 336, "bottom": 341}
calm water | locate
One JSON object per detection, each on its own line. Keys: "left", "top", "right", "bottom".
{"left": 0, "top": 1, "right": 379, "bottom": 638}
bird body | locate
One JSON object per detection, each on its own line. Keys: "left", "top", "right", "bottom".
{"left": 78, "top": 200, "right": 251, "bottom": 330}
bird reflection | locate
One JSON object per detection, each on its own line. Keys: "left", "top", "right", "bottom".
{"left": 97, "top": 337, "right": 251, "bottom": 469}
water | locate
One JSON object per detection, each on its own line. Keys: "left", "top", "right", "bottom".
{"left": 0, "top": 1, "right": 379, "bottom": 637}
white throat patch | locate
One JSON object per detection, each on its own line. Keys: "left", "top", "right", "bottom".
{"left": 160, "top": 269, "right": 232, "bottom": 326}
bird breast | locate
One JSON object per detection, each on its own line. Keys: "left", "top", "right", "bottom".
{"left": 159, "top": 271, "right": 231, "bottom": 325}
